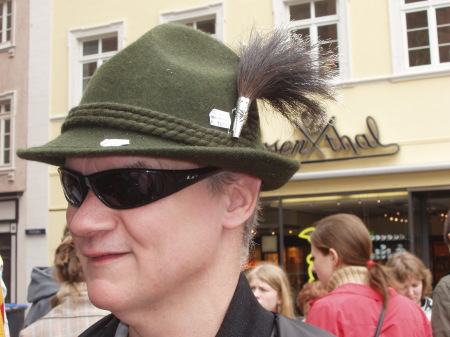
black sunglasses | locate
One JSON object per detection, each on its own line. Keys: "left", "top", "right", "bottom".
{"left": 58, "top": 166, "right": 223, "bottom": 210}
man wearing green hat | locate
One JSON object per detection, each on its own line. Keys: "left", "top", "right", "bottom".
{"left": 18, "top": 23, "right": 335, "bottom": 337}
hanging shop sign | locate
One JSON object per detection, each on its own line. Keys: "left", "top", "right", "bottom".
{"left": 264, "top": 116, "right": 400, "bottom": 163}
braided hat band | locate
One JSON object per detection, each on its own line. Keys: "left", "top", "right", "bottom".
{"left": 62, "top": 103, "right": 258, "bottom": 149}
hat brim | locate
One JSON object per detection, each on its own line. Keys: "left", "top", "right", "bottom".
{"left": 17, "top": 126, "right": 300, "bottom": 191}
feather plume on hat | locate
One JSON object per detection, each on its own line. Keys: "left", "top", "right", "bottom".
{"left": 230, "top": 26, "right": 338, "bottom": 139}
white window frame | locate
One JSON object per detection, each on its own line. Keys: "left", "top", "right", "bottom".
{"left": 273, "top": 0, "right": 351, "bottom": 80}
{"left": 160, "top": 2, "right": 224, "bottom": 41}
{"left": 0, "top": 92, "right": 14, "bottom": 170}
{"left": 389, "top": 0, "right": 450, "bottom": 76}
{"left": 68, "top": 21, "right": 125, "bottom": 110}
{"left": 0, "top": 0, "right": 13, "bottom": 49}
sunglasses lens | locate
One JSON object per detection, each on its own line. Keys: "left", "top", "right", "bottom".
{"left": 92, "top": 171, "right": 165, "bottom": 208}
{"left": 58, "top": 166, "right": 220, "bottom": 210}
{"left": 59, "top": 169, "right": 84, "bottom": 207}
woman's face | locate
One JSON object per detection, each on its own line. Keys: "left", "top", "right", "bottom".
{"left": 397, "top": 276, "right": 423, "bottom": 304}
{"left": 249, "top": 276, "right": 281, "bottom": 312}
{"left": 311, "top": 243, "right": 335, "bottom": 289}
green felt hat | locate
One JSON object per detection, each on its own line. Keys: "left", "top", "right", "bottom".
{"left": 17, "top": 23, "right": 301, "bottom": 191}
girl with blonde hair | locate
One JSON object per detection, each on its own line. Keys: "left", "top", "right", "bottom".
{"left": 246, "top": 263, "right": 296, "bottom": 319}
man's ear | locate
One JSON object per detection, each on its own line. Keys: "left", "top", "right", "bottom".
{"left": 222, "top": 174, "right": 261, "bottom": 230}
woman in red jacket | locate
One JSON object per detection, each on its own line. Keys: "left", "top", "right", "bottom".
{"left": 306, "top": 213, "right": 432, "bottom": 337}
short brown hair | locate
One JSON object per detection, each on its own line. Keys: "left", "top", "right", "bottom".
{"left": 386, "top": 251, "right": 432, "bottom": 298}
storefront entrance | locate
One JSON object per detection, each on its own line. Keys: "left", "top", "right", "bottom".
{"left": 250, "top": 188, "right": 450, "bottom": 296}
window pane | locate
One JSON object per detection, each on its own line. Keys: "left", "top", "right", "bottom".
{"left": 409, "top": 48, "right": 431, "bottom": 66}
{"left": 83, "top": 62, "right": 97, "bottom": 77}
{"left": 4, "top": 104, "right": 10, "bottom": 112}
{"left": 3, "top": 150, "right": 9, "bottom": 164}
{"left": 196, "top": 19, "right": 215, "bottom": 35}
{"left": 6, "top": 5, "right": 10, "bottom": 26}
{"left": 318, "top": 24, "right": 337, "bottom": 40}
{"left": 82, "top": 79, "right": 91, "bottom": 92}
{"left": 321, "top": 41, "right": 339, "bottom": 70}
{"left": 315, "top": 0, "right": 336, "bottom": 17}
{"left": 5, "top": 3, "right": 11, "bottom": 42}
{"left": 3, "top": 116, "right": 10, "bottom": 165}
{"left": 290, "top": 3, "right": 311, "bottom": 21}
{"left": 102, "top": 36, "right": 118, "bottom": 53}
{"left": 292, "top": 28, "right": 310, "bottom": 40}
{"left": 436, "top": 6, "right": 450, "bottom": 63}
{"left": 406, "top": 11, "right": 428, "bottom": 30}
{"left": 436, "top": 6, "right": 450, "bottom": 25}
{"left": 83, "top": 40, "right": 99, "bottom": 56}
{"left": 439, "top": 45, "right": 450, "bottom": 63}
{"left": 408, "top": 29, "right": 430, "bottom": 48}
{"left": 82, "top": 62, "right": 97, "bottom": 92}
{"left": 438, "top": 26, "right": 450, "bottom": 44}
{"left": 321, "top": 40, "right": 339, "bottom": 55}
{"left": 405, "top": 0, "right": 426, "bottom": 3}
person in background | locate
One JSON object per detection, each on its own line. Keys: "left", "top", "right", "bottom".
{"left": 246, "top": 263, "right": 296, "bottom": 319}
{"left": 386, "top": 251, "right": 432, "bottom": 320}
{"left": 16, "top": 23, "right": 337, "bottom": 337}
{"left": 296, "top": 281, "right": 327, "bottom": 321}
{"left": 23, "top": 226, "right": 70, "bottom": 328}
{"left": 306, "top": 213, "right": 432, "bottom": 337}
{"left": 19, "top": 235, "right": 109, "bottom": 337}
{"left": 431, "top": 210, "right": 450, "bottom": 337}
{"left": 0, "top": 256, "right": 9, "bottom": 337}
{"left": 22, "top": 267, "right": 60, "bottom": 328}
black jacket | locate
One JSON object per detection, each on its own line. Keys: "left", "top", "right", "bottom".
{"left": 79, "top": 273, "right": 334, "bottom": 337}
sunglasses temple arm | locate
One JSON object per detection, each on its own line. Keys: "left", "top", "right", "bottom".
{"left": 173, "top": 168, "right": 220, "bottom": 191}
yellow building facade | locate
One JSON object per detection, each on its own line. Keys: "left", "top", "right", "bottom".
{"left": 14, "top": 0, "right": 450, "bottom": 304}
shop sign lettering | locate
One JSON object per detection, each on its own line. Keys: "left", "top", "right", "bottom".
{"left": 264, "top": 116, "right": 400, "bottom": 163}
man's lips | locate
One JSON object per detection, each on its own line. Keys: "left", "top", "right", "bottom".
{"left": 83, "top": 252, "right": 129, "bottom": 263}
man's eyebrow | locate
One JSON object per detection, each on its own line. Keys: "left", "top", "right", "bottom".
{"left": 128, "top": 161, "right": 147, "bottom": 169}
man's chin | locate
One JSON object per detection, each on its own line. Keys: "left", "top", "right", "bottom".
{"left": 86, "top": 281, "right": 120, "bottom": 311}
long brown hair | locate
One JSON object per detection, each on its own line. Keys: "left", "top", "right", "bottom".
{"left": 50, "top": 234, "right": 85, "bottom": 307}
{"left": 54, "top": 235, "right": 84, "bottom": 285}
{"left": 310, "top": 213, "right": 393, "bottom": 307}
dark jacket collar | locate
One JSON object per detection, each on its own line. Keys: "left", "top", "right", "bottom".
{"left": 216, "top": 272, "right": 275, "bottom": 337}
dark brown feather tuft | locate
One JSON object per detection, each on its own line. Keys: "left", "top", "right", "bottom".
{"left": 236, "top": 27, "right": 338, "bottom": 130}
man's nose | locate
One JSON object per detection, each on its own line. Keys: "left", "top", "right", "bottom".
{"left": 68, "top": 190, "right": 118, "bottom": 237}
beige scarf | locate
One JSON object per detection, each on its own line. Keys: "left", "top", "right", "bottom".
{"left": 327, "top": 266, "right": 369, "bottom": 292}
